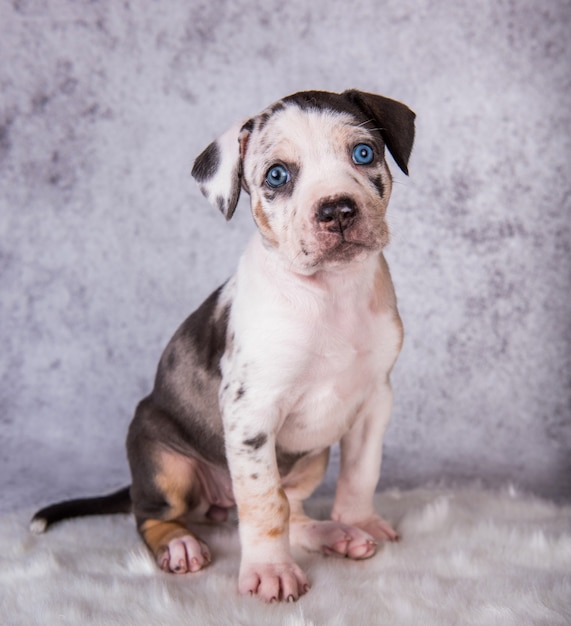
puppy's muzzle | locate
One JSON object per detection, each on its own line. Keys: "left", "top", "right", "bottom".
{"left": 316, "top": 196, "right": 358, "bottom": 234}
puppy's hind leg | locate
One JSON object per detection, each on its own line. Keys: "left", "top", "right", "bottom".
{"left": 128, "top": 409, "right": 213, "bottom": 574}
{"left": 141, "top": 519, "right": 212, "bottom": 574}
{"left": 134, "top": 448, "right": 213, "bottom": 574}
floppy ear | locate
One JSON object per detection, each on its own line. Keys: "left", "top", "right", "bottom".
{"left": 191, "top": 121, "right": 251, "bottom": 220}
{"left": 343, "top": 89, "right": 416, "bottom": 175}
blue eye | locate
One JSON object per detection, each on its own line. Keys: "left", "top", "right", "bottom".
{"left": 352, "top": 144, "right": 374, "bottom": 165}
{"left": 266, "top": 164, "right": 290, "bottom": 188}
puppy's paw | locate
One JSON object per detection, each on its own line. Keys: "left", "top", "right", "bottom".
{"left": 354, "top": 515, "right": 400, "bottom": 542}
{"left": 239, "top": 560, "right": 309, "bottom": 602}
{"left": 157, "top": 534, "right": 212, "bottom": 574}
{"left": 292, "top": 520, "right": 378, "bottom": 560}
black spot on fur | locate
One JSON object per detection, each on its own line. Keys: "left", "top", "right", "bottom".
{"left": 257, "top": 101, "right": 286, "bottom": 132}
{"left": 192, "top": 141, "right": 220, "bottom": 182}
{"left": 283, "top": 90, "right": 350, "bottom": 113}
{"left": 241, "top": 119, "right": 254, "bottom": 133}
{"left": 372, "top": 175, "right": 385, "bottom": 198}
{"left": 243, "top": 433, "right": 268, "bottom": 450}
{"left": 235, "top": 385, "right": 246, "bottom": 401}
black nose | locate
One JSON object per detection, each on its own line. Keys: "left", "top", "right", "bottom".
{"left": 316, "top": 197, "right": 358, "bottom": 232}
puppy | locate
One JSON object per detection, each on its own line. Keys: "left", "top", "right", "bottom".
{"left": 31, "top": 89, "right": 415, "bottom": 603}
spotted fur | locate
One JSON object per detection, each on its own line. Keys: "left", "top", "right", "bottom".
{"left": 30, "top": 89, "right": 415, "bottom": 604}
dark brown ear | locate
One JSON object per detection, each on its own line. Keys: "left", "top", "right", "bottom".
{"left": 343, "top": 89, "right": 416, "bottom": 175}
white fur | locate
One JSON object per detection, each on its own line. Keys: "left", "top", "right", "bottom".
{"left": 5, "top": 487, "right": 571, "bottom": 625}
{"left": 223, "top": 234, "right": 399, "bottom": 449}
{"left": 243, "top": 107, "right": 393, "bottom": 273}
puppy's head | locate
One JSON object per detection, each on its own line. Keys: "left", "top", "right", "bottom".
{"left": 192, "top": 90, "right": 415, "bottom": 274}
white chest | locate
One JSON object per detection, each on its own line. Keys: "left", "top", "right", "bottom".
{"left": 275, "top": 308, "right": 401, "bottom": 452}
{"left": 225, "top": 238, "right": 403, "bottom": 453}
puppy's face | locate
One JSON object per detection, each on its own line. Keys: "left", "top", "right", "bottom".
{"left": 192, "top": 90, "right": 415, "bottom": 275}
{"left": 242, "top": 105, "right": 393, "bottom": 273}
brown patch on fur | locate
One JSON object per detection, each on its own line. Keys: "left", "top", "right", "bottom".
{"left": 252, "top": 200, "right": 279, "bottom": 247}
{"left": 369, "top": 253, "right": 404, "bottom": 359}
{"left": 154, "top": 449, "right": 200, "bottom": 520}
{"left": 239, "top": 129, "right": 251, "bottom": 193}
{"left": 236, "top": 486, "right": 289, "bottom": 536}
{"left": 239, "top": 128, "right": 250, "bottom": 160}
{"left": 140, "top": 519, "right": 193, "bottom": 556}
{"left": 369, "top": 253, "right": 397, "bottom": 314}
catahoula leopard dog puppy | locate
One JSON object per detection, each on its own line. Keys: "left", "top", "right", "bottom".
{"left": 31, "top": 89, "right": 415, "bottom": 603}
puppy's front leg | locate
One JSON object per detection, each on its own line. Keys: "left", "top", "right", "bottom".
{"left": 332, "top": 381, "right": 400, "bottom": 542}
{"left": 225, "top": 424, "right": 309, "bottom": 602}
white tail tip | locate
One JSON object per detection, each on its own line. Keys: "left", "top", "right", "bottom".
{"left": 29, "top": 517, "right": 47, "bottom": 534}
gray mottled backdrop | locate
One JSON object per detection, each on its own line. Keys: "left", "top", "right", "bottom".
{"left": 1, "top": 0, "right": 570, "bottom": 511}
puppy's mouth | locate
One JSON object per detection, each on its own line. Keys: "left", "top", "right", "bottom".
{"left": 308, "top": 233, "right": 379, "bottom": 267}
{"left": 323, "top": 238, "right": 373, "bottom": 258}
{"left": 291, "top": 232, "right": 382, "bottom": 275}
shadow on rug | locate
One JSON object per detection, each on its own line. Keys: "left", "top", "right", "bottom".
{"left": 1, "top": 486, "right": 570, "bottom": 625}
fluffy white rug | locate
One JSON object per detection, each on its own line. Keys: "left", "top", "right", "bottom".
{"left": 1, "top": 486, "right": 570, "bottom": 626}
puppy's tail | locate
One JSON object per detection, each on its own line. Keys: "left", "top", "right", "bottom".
{"left": 29, "top": 486, "right": 132, "bottom": 534}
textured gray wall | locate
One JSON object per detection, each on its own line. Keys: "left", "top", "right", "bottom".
{"left": 1, "top": 0, "right": 570, "bottom": 511}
